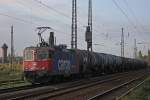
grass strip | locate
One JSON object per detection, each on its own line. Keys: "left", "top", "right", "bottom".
{"left": 122, "top": 77, "right": 150, "bottom": 100}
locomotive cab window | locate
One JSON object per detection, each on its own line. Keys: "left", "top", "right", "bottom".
{"left": 37, "top": 50, "right": 49, "bottom": 60}
{"left": 24, "top": 50, "right": 33, "bottom": 61}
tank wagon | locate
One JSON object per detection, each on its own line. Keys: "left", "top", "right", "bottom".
{"left": 23, "top": 46, "right": 147, "bottom": 84}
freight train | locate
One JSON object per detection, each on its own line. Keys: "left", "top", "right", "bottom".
{"left": 23, "top": 45, "right": 147, "bottom": 84}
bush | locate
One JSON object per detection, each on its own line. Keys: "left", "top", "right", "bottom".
{"left": 0, "top": 64, "right": 23, "bottom": 81}
{"left": 123, "top": 77, "right": 150, "bottom": 100}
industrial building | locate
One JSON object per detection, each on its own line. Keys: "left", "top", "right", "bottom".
{"left": 0, "top": 43, "right": 8, "bottom": 63}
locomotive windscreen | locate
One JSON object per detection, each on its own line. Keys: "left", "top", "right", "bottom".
{"left": 37, "top": 50, "right": 49, "bottom": 60}
{"left": 24, "top": 50, "right": 33, "bottom": 61}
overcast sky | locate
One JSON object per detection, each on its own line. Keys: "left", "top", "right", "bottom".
{"left": 0, "top": 0, "right": 150, "bottom": 57}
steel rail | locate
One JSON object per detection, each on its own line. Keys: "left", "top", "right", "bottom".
{"left": 16, "top": 71, "right": 141, "bottom": 100}
{"left": 0, "top": 79, "right": 22, "bottom": 84}
{"left": 0, "top": 70, "right": 146, "bottom": 100}
{"left": 116, "top": 77, "right": 149, "bottom": 100}
{"left": 88, "top": 74, "right": 148, "bottom": 100}
{"left": 0, "top": 84, "right": 45, "bottom": 94}
{"left": 8, "top": 72, "right": 131, "bottom": 100}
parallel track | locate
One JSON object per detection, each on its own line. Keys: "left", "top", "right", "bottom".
{"left": 13, "top": 75, "right": 126, "bottom": 100}
{"left": 116, "top": 77, "right": 149, "bottom": 100}
{"left": 6, "top": 70, "right": 148, "bottom": 100}
{"left": 88, "top": 74, "right": 148, "bottom": 100}
{"left": 0, "top": 79, "right": 21, "bottom": 84}
{"left": 36, "top": 70, "right": 149, "bottom": 100}
{"left": 0, "top": 71, "right": 134, "bottom": 100}
{"left": 0, "top": 84, "right": 42, "bottom": 94}
{"left": 0, "top": 69, "right": 148, "bottom": 100}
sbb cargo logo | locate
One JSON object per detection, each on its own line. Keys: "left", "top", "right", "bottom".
{"left": 58, "top": 60, "right": 71, "bottom": 73}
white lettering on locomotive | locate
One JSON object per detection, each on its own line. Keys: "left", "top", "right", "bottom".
{"left": 58, "top": 60, "right": 71, "bottom": 73}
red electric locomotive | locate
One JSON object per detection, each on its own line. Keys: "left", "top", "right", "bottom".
{"left": 23, "top": 47, "right": 53, "bottom": 83}
{"left": 23, "top": 46, "right": 80, "bottom": 83}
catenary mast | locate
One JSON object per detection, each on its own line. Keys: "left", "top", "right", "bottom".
{"left": 85, "top": 0, "right": 93, "bottom": 52}
{"left": 71, "top": 0, "right": 77, "bottom": 49}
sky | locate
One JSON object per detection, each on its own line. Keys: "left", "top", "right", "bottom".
{"left": 0, "top": 0, "right": 150, "bottom": 57}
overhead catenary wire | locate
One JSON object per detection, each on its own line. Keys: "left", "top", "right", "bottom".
{"left": 112, "top": 0, "right": 141, "bottom": 34}
{"left": 0, "top": 13, "right": 35, "bottom": 25}
{"left": 123, "top": 0, "right": 145, "bottom": 31}
{"left": 28, "top": 0, "right": 121, "bottom": 48}
{"left": 17, "top": 0, "right": 73, "bottom": 30}
{"left": 1, "top": 0, "right": 142, "bottom": 51}
{"left": 112, "top": 0, "right": 149, "bottom": 52}
{"left": 112, "top": 0, "right": 135, "bottom": 26}
{"left": 27, "top": 0, "right": 110, "bottom": 49}
{"left": 0, "top": 12, "right": 69, "bottom": 36}
{"left": 33, "top": 0, "right": 71, "bottom": 19}
{"left": 31, "top": 0, "right": 85, "bottom": 33}
{"left": 0, "top": 12, "right": 86, "bottom": 47}
{"left": 14, "top": 0, "right": 80, "bottom": 34}
{"left": 32, "top": 0, "right": 106, "bottom": 37}
{"left": 16, "top": 0, "right": 34, "bottom": 25}
{"left": 8, "top": 0, "right": 77, "bottom": 35}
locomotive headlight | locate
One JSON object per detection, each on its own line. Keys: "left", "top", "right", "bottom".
{"left": 30, "top": 66, "right": 40, "bottom": 71}
{"left": 25, "top": 67, "right": 28, "bottom": 70}
{"left": 30, "top": 67, "right": 35, "bottom": 70}
{"left": 41, "top": 67, "right": 46, "bottom": 70}
{"left": 33, "top": 62, "right": 37, "bottom": 66}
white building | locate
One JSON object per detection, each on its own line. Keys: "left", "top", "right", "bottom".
{"left": 0, "top": 48, "right": 2, "bottom": 57}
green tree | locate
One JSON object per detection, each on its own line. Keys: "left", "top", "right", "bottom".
{"left": 139, "top": 51, "right": 143, "bottom": 59}
{"left": 148, "top": 50, "right": 150, "bottom": 61}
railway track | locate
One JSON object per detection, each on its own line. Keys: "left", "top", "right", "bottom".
{"left": 0, "top": 84, "right": 45, "bottom": 94}
{"left": 12, "top": 75, "right": 127, "bottom": 100}
{"left": 89, "top": 68, "right": 150, "bottom": 100}
{"left": 0, "top": 69, "right": 148, "bottom": 100}
{"left": 116, "top": 77, "right": 149, "bottom": 100}
{"left": 88, "top": 74, "right": 148, "bottom": 100}
{"left": 0, "top": 70, "right": 135, "bottom": 100}
{"left": 0, "top": 79, "right": 22, "bottom": 85}
{"left": 36, "top": 69, "right": 149, "bottom": 100}
{"left": 0, "top": 77, "right": 91, "bottom": 94}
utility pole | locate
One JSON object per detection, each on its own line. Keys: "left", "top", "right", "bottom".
{"left": 49, "top": 32, "right": 54, "bottom": 48}
{"left": 134, "top": 38, "right": 137, "bottom": 59}
{"left": 121, "top": 28, "right": 124, "bottom": 57}
{"left": 55, "top": 37, "right": 56, "bottom": 46}
{"left": 88, "top": 0, "right": 92, "bottom": 33}
{"left": 11, "top": 25, "right": 14, "bottom": 71}
{"left": 85, "top": 0, "right": 92, "bottom": 52}
{"left": 71, "top": 0, "right": 77, "bottom": 49}
{"left": 84, "top": 0, "right": 93, "bottom": 73}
